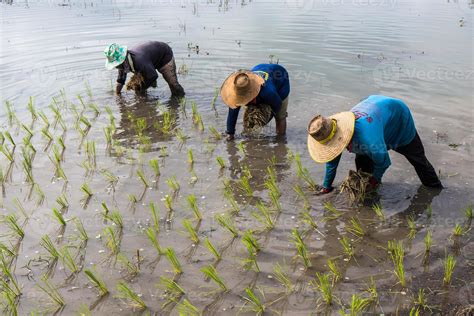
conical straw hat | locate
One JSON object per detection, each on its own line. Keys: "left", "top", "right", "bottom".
{"left": 307, "top": 112, "right": 355, "bottom": 163}
{"left": 220, "top": 70, "right": 265, "bottom": 109}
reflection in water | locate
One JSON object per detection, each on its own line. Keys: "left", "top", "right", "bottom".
{"left": 114, "top": 95, "right": 183, "bottom": 149}
{"left": 225, "top": 138, "right": 291, "bottom": 203}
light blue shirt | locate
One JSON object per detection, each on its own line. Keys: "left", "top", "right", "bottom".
{"left": 323, "top": 95, "right": 417, "bottom": 188}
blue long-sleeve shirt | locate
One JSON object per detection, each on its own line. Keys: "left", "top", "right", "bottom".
{"left": 323, "top": 95, "right": 417, "bottom": 188}
{"left": 226, "top": 64, "right": 290, "bottom": 134}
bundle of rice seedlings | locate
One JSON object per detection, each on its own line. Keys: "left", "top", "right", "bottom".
{"left": 339, "top": 170, "right": 377, "bottom": 204}
{"left": 126, "top": 73, "right": 146, "bottom": 93}
{"left": 243, "top": 104, "right": 272, "bottom": 133}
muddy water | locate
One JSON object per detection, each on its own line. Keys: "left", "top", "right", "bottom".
{"left": 1, "top": 0, "right": 473, "bottom": 315}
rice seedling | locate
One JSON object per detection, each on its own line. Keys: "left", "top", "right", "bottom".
{"left": 223, "top": 190, "right": 240, "bottom": 214}
{"left": 78, "top": 115, "right": 92, "bottom": 137}
{"left": 4, "top": 131, "right": 15, "bottom": 147}
{"left": 37, "top": 277, "right": 65, "bottom": 308}
{"left": 0, "top": 252, "right": 21, "bottom": 297}
{"left": 115, "top": 281, "right": 146, "bottom": 310}
{"left": 103, "top": 226, "right": 121, "bottom": 255}
{"left": 426, "top": 204, "right": 432, "bottom": 219}
{"left": 339, "top": 236, "right": 354, "bottom": 259}
{"left": 240, "top": 175, "right": 253, "bottom": 196}
{"left": 165, "top": 247, "right": 182, "bottom": 274}
{"left": 214, "top": 156, "right": 226, "bottom": 170}
{"left": 291, "top": 228, "right": 312, "bottom": 268}
{"left": 265, "top": 179, "right": 281, "bottom": 210}
{"left": 273, "top": 263, "right": 294, "bottom": 294}
{"left": 175, "top": 129, "right": 189, "bottom": 144}
{"left": 148, "top": 202, "right": 160, "bottom": 233}
{"left": 59, "top": 246, "right": 80, "bottom": 274}
{"left": 387, "top": 240, "right": 406, "bottom": 287}
{"left": 411, "top": 288, "right": 431, "bottom": 313}
{"left": 186, "top": 194, "right": 202, "bottom": 221}
{"left": 182, "top": 219, "right": 200, "bottom": 244}
{"left": 117, "top": 253, "right": 140, "bottom": 277}
{"left": 0, "top": 144, "right": 15, "bottom": 163}
{"left": 21, "top": 124, "right": 34, "bottom": 141}
{"left": 215, "top": 213, "right": 239, "bottom": 238}
{"left": 241, "top": 287, "right": 266, "bottom": 315}
{"left": 452, "top": 223, "right": 465, "bottom": 237}
{"left": 164, "top": 194, "right": 173, "bottom": 211}
{"left": 73, "top": 217, "right": 88, "bottom": 242}
{"left": 158, "top": 276, "right": 185, "bottom": 298}
{"left": 204, "top": 237, "right": 221, "bottom": 260}
{"left": 136, "top": 169, "right": 149, "bottom": 188}
{"left": 27, "top": 96, "right": 37, "bottom": 121}
{"left": 84, "top": 140, "right": 97, "bottom": 167}
{"left": 407, "top": 215, "right": 417, "bottom": 239}
{"left": 443, "top": 253, "right": 456, "bottom": 285}
{"left": 208, "top": 126, "right": 222, "bottom": 141}
{"left": 187, "top": 149, "right": 194, "bottom": 165}
{"left": 312, "top": 272, "right": 333, "bottom": 305}
{"left": 242, "top": 230, "right": 261, "bottom": 253}
{"left": 201, "top": 265, "right": 228, "bottom": 292}
{"left": 346, "top": 217, "right": 366, "bottom": 237}
{"left": 424, "top": 230, "right": 433, "bottom": 254}
{"left": 145, "top": 227, "right": 164, "bottom": 256}
{"left": 159, "top": 110, "right": 172, "bottom": 134}
{"left": 364, "top": 277, "right": 379, "bottom": 305}
{"left": 52, "top": 208, "right": 66, "bottom": 226}
{"left": 149, "top": 158, "right": 160, "bottom": 178}
{"left": 177, "top": 298, "right": 201, "bottom": 316}
{"left": 104, "top": 210, "right": 124, "bottom": 231}
{"left": 40, "top": 235, "right": 60, "bottom": 260}
{"left": 345, "top": 293, "right": 370, "bottom": 316}
{"left": 41, "top": 126, "right": 54, "bottom": 145}
{"left": 251, "top": 202, "right": 275, "bottom": 231}
{"left": 84, "top": 268, "right": 108, "bottom": 296}
{"left": 294, "top": 153, "right": 318, "bottom": 190}
{"left": 327, "top": 259, "right": 342, "bottom": 283}
{"left": 56, "top": 194, "right": 69, "bottom": 211}
{"left": 166, "top": 176, "right": 180, "bottom": 192}
{"left": 237, "top": 142, "right": 246, "bottom": 154}
{"left": 81, "top": 183, "right": 93, "bottom": 199}
{"left": 294, "top": 184, "right": 310, "bottom": 209}
{"left": 372, "top": 203, "right": 385, "bottom": 220}
{"left": 100, "top": 169, "right": 118, "bottom": 190}
{"left": 301, "top": 210, "right": 318, "bottom": 231}
{"left": 5, "top": 214, "right": 25, "bottom": 240}
{"left": 88, "top": 103, "right": 100, "bottom": 117}
{"left": 323, "top": 202, "right": 342, "bottom": 221}
{"left": 103, "top": 126, "right": 113, "bottom": 148}
{"left": 465, "top": 204, "right": 473, "bottom": 220}
{"left": 5, "top": 100, "right": 18, "bottom": 125}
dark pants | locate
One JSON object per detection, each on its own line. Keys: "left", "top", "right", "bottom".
{"left": 355, "top": 133, "right": 442, "bottom": 188}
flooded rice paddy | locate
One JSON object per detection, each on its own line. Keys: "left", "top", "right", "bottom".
{"left": 1, "top": 0, "right": 473, "bottom": 315}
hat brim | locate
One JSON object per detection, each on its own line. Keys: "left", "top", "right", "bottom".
{"left": 104, "top": 46, "right": 127, "bottom": 70}
{"left": 220, "top": 71, "right": 264, "bottom": 109}
{"left": 307, "top": 112, "right": 355, "bottom": 163}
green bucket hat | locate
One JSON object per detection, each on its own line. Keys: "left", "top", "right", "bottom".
{"left": 104, "top": 43, "right": 127, "bottom": 70}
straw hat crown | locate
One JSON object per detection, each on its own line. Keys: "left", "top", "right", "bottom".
{"left": 307, "top": 112, "right": 356, "bottom": 163}
{"left": 104, "top": 43, "right": 128, "bottom": 70}
{"left": 220, "top": 70, "right": 265, "bottom": 109}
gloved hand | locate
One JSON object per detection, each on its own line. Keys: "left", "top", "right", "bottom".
{"left": 115, "top": 83, "right": 124, "bottom": 94}
{"left": 369, "top": 176, "right": 380, "bottom": 190}
{"left": 320, "top": 187, "right": 334, "bottom": 194}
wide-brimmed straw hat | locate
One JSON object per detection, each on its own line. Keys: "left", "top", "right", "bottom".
{"left": 220, "top": 70, "right": 265, "bottom": 109}
{"left": 104, "top": 43, "right": 127, "bottom": 70}
{"left": 307, "top": 112, "right": 355, "bottom": 163}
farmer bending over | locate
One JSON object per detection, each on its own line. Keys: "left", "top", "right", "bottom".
{"left": 104, "top": 41, "right": 185, "bottom": 96}
{"left": 307, "top": 95, "right": 442, "bottom": 194}
{"left": 220, "top": 64, "right": 290, "bottom": 140}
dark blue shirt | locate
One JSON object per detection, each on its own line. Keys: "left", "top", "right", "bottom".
{"left": 226, "top": 64, "right": 290, "bottom": 134}
{"left": 323, "top": 95, "right": 417, "bottom": 188}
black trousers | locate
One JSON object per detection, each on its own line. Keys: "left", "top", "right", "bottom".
{"left": 355, "top": 133, "right": 442, "bottom": 187}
